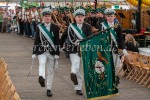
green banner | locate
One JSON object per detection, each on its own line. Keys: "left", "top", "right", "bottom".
{"left": 20, "top": 0, "right": 39, "bottom": 8}
{"left": 20, "top": 0, "right": 28, "bottom": 7}
{"left": 80, "top": 30, "right": 119, "bottom": 100}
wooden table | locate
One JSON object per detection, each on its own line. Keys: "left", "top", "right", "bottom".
{"left": 143, "top": 33, "right": 150, "bottom": 47}
{"left": 131, "top": 33, "right": 143, "bottom": 45}
{"left": 132, "top": 33, "right": 143, "bottom": 37}
{"left": 132, "top": 32, "right": 150, "bottom": 47}
{"left": 139, "top": 48, "right": 150, "bottom": 56}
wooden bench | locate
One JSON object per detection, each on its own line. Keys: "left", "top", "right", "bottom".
{"left": 0, "top": 58, "right": 21, "bottom": 100}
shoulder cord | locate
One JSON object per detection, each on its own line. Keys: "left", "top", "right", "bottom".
{"left": 39, "top": 31, "right": 49, "bottom": 47}
{"left": 39, "top": 31, "right": 44, "bottom": 46}
{"left": 101, "top": 23, "right": 105, "bottom": 32}
{"left": 67, "top": 26, "right": 78, "bottom": 45}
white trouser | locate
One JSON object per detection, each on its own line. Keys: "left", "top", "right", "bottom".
{"left": 17, "top": 21, "right": 20, "bottom": 33}
{"left": 69, "top": 53, "right": 83, "bottom": 90}
{"left": 112, "top": 52, "right": 122, "bottom": 68}
{"left": 38, "top": 52, "right": 55, "bottom": 90}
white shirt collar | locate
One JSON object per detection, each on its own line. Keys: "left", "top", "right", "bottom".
{"left": 44, "top": 23, "right": 51, "bottom": 27}
{"left": 108, "top": 22, "right": 114, "bottom": 27}
{"left": 77, "top": 24, "right": 83, "bottom": 29}
{"left": 44, "top": 23, "right": 51, "bottom": 31}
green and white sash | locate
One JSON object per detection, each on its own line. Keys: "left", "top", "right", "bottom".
{"left": 102, "top": 22, "right": 121, "bottom": 68}
{"left": 38, "top": 24, "right": 56, "bottom": 51}
{"left": 101, "top": 22, "right": 118, "bottom": 47}
{"left": 69, "top": 23, "right": 86, "bottom": 39}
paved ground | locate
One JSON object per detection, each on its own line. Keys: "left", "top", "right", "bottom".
{"left": 0, "top": 33, "right": 150, "bottom": 100}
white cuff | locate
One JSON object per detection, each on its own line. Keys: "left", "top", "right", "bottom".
{"left": 123, "top": 49, "right": 128, "bottom": 56}
{"left": 54, "top": 55, "right": 59, "bottom": 59}
{"left": 32, "top": 54, "right": 37, "bottom": 59}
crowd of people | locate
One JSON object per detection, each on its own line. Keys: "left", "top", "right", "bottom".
{"left": 0, "top": 5, "right": 117, "bottom": 38}
{"left": 0, "top": 8, "right": 16, "bottom": 33}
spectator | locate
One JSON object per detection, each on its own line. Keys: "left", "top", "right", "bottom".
{"left": 125, "top": 34, "right": 139, "bottom": 53}
{"left": 123, "top": 34, "right": 139, "bottom": 73}
{"left": 0, "top": 9, "right": 3, "bottom": 32}
{"left": 10, "top": 9, "right": 17, "bottom": 32}
{"left": 1, "top": 8, "right": 10, "bottom": 33}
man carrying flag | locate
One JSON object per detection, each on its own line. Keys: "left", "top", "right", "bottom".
{"left": 80, "top": 8, "right": 128, "bottom": 99}
{"left": 67, "top": 8, "right": 92, "bottom": 95}
{"left": 32, "top": 8, "right": 60, "bottom": 97}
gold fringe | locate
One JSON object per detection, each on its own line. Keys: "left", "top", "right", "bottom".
{"left": 87, "top": 93, "right": 119, "bottom": 100}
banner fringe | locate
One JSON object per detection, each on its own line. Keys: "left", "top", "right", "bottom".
{"left": 87, "top": 93, "right": 119, "bottom": 100}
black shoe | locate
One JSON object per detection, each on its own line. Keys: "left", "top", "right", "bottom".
{"left": 47, "top": 90, "right": 53, "bottom": 97}
{"left": 65, "top": 52, "right": 70, "bottom": 58}
{"left": 38, "top": 76, "right": 45, "bottom": 87}
{"left": 76, "top": 90, "right": 83, "bottom": 95}
{"left": 70, "top": 73, "right": 78, "bottom": 85}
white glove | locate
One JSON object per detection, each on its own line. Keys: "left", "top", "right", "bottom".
{"left": 123, "top": 49, "right": 128, "bottom": 56}
{"left": 54, "top": 55, "right": 59, "bottom": 59}
{"left": 54, "top": 59, "right": 58, "bottom": 69}
{"left": 60, "top": 47, "right": 65, "bottom": 52}
{"left": 74, "top": 39, "right": 80, "bottom": 46}
{"left": 32, "top": 54, "right": 37, "bottom": 60}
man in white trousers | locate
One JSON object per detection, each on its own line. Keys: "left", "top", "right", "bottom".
{"left": 67, "top": 9, "right": 92, "bottom": 95}
{"left": 32, "top": 8, "right": 60, "bottom": 97}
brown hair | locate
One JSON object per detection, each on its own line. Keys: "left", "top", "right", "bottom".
{"left": 125, "top": 34, "right": 138, "bottom": 46}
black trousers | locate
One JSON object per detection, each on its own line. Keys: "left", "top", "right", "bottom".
{"left": 18, "top": 19, "right": 24, "bottom": 35}
{"left": 0, "top": 22, "right": 2, "bottom": 32}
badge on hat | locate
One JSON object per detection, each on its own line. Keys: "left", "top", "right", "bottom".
{"left": 96, "top": 8, "right": 104, "bottom": 14}
{"left": 104, "top": 8, "right": 116, "bottom": 15}
{"left": 74, "top": 9, "right": 85, "bottom": 17}
{"left": 90, "top": 9, "right": 96, "bottom": 13}
{"left": 42, "top": 8, "right": 51, "bottom": 16}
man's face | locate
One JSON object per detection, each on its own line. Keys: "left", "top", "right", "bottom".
{"left": 105, "top": 14, "right": 115, "bottom": 23}
{"left": 17, "top": 8, "right": 21, "bottom": 12}
{"left": 61, "top": 13, "right": 65, "bottom": 17}
{"left": 75, "top": 15, "right": 85, "bottom": 24}
{"left": 43, "top": 15, "right": 51, "bottom": 23}
{"left": 86, "top": 13, "right": 90, "bottom": 17}
{"left": 66, "top": 12, "right": 72, "bottom": 17}
{"left": 32, "top": 7, "right": 36, "bottom": 12}
{"left": 12, "top": 10, "right": 14, "bottom": 13}
{"left": 96, "top": 12, "right": 103, "bottom": 18}
{"left": 90, "top": 13, "right": 95, "bottom": 17}
{"left": 53, "top": 10, "right": 58, "bottom": 15}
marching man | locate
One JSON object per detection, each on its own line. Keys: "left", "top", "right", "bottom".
{"left": 67, "top": 9, "right": 92, "bottom": 95}
{"left": 99, "top": 8, "right": 128, "bottom": 60}
{"left": 32, "top": 8, "right": 60, "bottom": 97}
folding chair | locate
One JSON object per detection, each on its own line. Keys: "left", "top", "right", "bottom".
{"left": 131, "top": 53, "right": 143, "bottom": 82}
{"left": 126, "top": 52, "right": 141, "bottom": 81}
{"left": 9, "top": 84, "right": 16, "bottom": 100}
{"left": 0, "top": 58, "right": 5, "bottom": 65}
{"left": 11, "top": 92, "right": 21, "bottom": 100}
{"left": 138, "top": 55, "right": 150, "bottom": 85}
{"left": 125, "top": 51, "right": 137, "bottom": 79}
{"left": 0, "top": 59, "right": 21, "bottom": 100}
{"left": 0, "top": 71, "right": 8, "bottom": 88}
{"left": 4, "top": 80, "right": 14, "bottom": 100}
{"left": 142, "top": 56, "right": 150, "bottom": 87}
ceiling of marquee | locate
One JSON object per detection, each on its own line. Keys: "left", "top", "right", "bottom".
{"left": 0, "top": 0, "right": 125, "bottom": 2}
{"left": 0, "top": 0, "right": 129, "bottom": 6}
